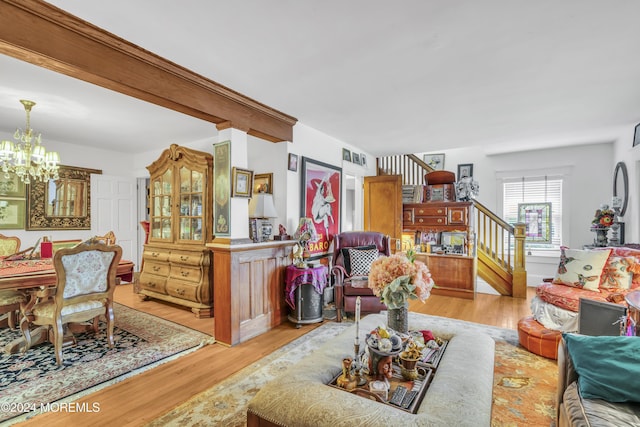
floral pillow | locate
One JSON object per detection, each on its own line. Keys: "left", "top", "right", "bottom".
{"left": 553, "top": 247, "right": 611, "bottom": 292}
{"left": 599, "top": 256, "right": 633, "bottom": 290}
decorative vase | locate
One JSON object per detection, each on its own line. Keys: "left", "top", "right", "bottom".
{"left": 399, "top": 357, "right": 421, "bottom": 380}
{"left": 387, "top": 302, "right": 409, "bottom": 334}
{"left": 592, "top": 227, "right": 609, "bottom": 247}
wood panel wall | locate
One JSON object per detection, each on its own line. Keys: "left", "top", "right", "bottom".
{"left": 211, "top": 241, "right": 294, "bottom": 346}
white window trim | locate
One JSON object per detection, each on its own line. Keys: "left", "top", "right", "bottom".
{"left": 495, "top": 166, "right": 573, "bottom": 249}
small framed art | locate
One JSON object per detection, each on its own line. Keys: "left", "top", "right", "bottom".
{"left": 253, "top": 173, "right": 273, "bottom": 194}
{"left": 457, "top": 163, "right": 473, "bottom": 179}
{"left": 423, "top": 153, "right": 445, "bottom": 170}
{"left": 0, "top": 175, "right": 25, "bottom": 198}
{"left": 634, "top": 123, "right": 640, "bottom": 147}
{"left": 0, "top": 198, "right": 25, "bottom": 229}
{"left": 342, "top": 148, "right": 351, "bottom": 162}
{"left": 352, "top": 153, "right": 361, "bottom": 165}
{"left": 361, "top": 154, "right": 367, "bottom": 167}
{"left": 288, "top": 153, "right": 299, "bottom": 172}
{"left": 231, "top": 167, "right": 253, "bottom": 198}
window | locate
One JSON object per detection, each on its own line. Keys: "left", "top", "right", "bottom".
{"left": 502, "top": 176, "right": 563, "bottom": 249}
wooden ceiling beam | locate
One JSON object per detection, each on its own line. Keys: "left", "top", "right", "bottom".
{"left": 0, "top": 0, "right": 296, "bottom": 143}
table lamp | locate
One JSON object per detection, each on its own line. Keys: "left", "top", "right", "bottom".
{"left": 293, "top": 217, "right": 319, "bottom": 267}
{"left": 249, "top": 192, "right": 278, "bottom": 242}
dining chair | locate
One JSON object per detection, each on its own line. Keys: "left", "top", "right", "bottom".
{"left": 0, "top": 234, "right": 25, "bottom": 328}
{"left": 0, "top": 234, "right": 20, "bottom": 257}
{"left": 20, "top": 242, "right": 122, "bottom": 365}
{"left": 93, "top": 231, "right": 116, "bottom": 246}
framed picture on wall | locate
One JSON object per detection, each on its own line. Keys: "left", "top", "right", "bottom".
{"left": 0, "top": 198, "right": 25, "bottom": 229}
{"left": 634, "top": 123, "right": 640, "bottom": 147}
{"left": 361, "top": 154, "right": 367, "bottom": 167}
{"left": 253, "top": 173, "right": 273, "bottom": 194}
{"left": 342, "top": 148, "right": 351, "bottom": 162}
{"left": 231, "top": 167, "right": 253, "bottom": 198}
{"left": 288, "top": 153, "right": 299, "bottom": 172}
{"left": 300, "top": 157, "right": 342, "bottom": 259}
{"left": 213, "top": 140, "right": 231, "bottom": 236}
{"left": 457, "top": 163, "right": 474, "bottom": 179}
{"left": 423, "top": 153, "right": 445, "bottom": 170}
{"left": 352, "top": 153, "right": 361, "bottom": 165}
{"left": 0, "top": 174, "right": 25, "bottom": 198}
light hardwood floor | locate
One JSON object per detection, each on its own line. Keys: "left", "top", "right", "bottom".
{"left": 15, "top": 284, "right": 537, "bottom": 427}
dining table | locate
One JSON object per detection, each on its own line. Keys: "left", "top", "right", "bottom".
{"left": 1, "top": 257, "right": 135, "bottom": 353}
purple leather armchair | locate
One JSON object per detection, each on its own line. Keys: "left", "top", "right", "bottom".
{"left": 331, "top": 231, "right": 391, "bottom": 322}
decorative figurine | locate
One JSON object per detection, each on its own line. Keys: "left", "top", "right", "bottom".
{"left": 336, "top": 357, "right": 357, "bottom": 390}
{"left": 376, "top": 355, "right": 393, "bottom": 381}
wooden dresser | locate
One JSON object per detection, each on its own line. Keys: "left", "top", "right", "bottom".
{"left": 138, "top": 144, "right": 214, "bottom": 317}
{"left": 403, "top": 201, "right": 477, "bottom": 299}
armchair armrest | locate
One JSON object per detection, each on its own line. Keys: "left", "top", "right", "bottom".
{"left": 331, "top": 265, "right": 348, "bottom": 286}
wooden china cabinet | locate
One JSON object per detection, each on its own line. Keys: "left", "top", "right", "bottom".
{"left": 138, "top": 144, "right": 214, "bottom": 317}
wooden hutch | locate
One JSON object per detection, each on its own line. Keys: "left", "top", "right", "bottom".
{"left": 138, "top": 144, "right": 214, "bottom": 317}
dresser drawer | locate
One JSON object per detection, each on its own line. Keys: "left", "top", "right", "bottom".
{"left": 414, "top": 206, "right": 447, "bottom": 216}
{"left": 169, "top": 264, "right": 203, "bottom": 283}
{"left": 169, "top": 250, "right": 207, "bottom": 266}
{"left": 413, "top": 216, "right": 446, "bottom": 226}
{"left": 139, "top": 272, "right": 167, "bottom": 294}
{"left": 166, "top": 280, "right": 201, "bottom": 303}
{"left": 143, "top": 260, "right": 170, "bottom": 277}
{"left": 143, "top": 249, "right": 170, "bottom": 262}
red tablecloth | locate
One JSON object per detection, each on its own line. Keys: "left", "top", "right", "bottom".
{"left": 285, "top": 264, "right": 328, "bottom": 310}
{"left": 0, "top": 259, "right": 54, "bottom": 277}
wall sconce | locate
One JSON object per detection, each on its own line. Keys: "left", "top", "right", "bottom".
{"left": 249, "top": 192, "right": 278, "bottom": 242}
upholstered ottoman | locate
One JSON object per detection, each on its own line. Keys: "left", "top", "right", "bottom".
{"left": 518, "top": 316, "right": 562, "bottom": 360}
{"left": 247, "top": 312, "right": 495, "bottom": 426}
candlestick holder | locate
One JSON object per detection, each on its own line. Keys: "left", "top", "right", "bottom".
{"left": 353, "top": 342, "right": 367, "bottom": 386}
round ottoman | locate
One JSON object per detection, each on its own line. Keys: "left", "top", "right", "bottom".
{"left": 517, "top": 316, "right": 562, "bottom": 359}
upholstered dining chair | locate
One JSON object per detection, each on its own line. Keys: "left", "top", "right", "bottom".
{"left": 20, "top": 242, "right": 122, "bottom": 365}
{"left": 332, "top": 231, "right": 391, "bottom": 322}
{"left": 93, "top": 231, "right": 117, "bottom": 246}
{"left": 0, "top": 234, "right": 25, "bottom": 328}
{"left": 0, "top": 234, "right": 20, "bottom": 257}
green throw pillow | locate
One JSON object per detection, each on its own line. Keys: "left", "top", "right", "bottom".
{"left": 563, "top": 333, "right": 640, "bottom": 402}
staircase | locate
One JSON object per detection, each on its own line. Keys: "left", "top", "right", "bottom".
{"left": 377, "top": 154, "right": 527, "bottom": 297}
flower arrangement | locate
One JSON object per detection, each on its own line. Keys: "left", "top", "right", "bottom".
{"left": 591, "top": 205, "right": 615, "bottom": 229}
{"left": 367, "top": 250, "right": 435, "bottom": 310}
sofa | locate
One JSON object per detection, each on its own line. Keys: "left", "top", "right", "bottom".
{"left": 247, "top": 312, "right": 495, "bottom": 426}
{"left": 519, "top": 246, "right": 640, "bottom": 359}
{"left": 557, "top": 334, "right": 640, "bottom": 426}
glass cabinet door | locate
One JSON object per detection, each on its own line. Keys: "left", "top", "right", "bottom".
{"left": 151, "top": 168, "right": 173, "bottom": 240}
{"left": 178, "top": 166, "right": 204, "bottom": 242}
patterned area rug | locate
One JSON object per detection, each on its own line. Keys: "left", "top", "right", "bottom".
{"left": 148, "top": 313, "right": 557, "bottom": 426}
{"left": 0, "top": 303, "right": 213, "bottom": 425}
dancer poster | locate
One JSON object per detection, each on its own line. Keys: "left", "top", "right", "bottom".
{"left": 300, "top": 157, "right": 341, "bottom": 259}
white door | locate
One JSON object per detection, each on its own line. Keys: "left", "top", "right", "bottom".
{"left": 91, "top": 174, "right": 138, "bottom": 270}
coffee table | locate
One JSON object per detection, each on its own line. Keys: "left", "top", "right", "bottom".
{"left": 247, "top": 312, "right": 495, "bottom": 426}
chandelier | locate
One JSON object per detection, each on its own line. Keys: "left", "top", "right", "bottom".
{"left": 0, "top": 99, "right": 60, "bottom": 184}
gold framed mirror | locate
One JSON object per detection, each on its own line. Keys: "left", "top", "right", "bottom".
{"left": 26, "top": 165, "right": 102, "bottom": 230}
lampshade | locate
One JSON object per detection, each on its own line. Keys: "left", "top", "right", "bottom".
{"left": 293, "top": 217, "right": 319, "bottom": 242}
{"left": 249, "top": 193, "right": 278, "bottom": 218}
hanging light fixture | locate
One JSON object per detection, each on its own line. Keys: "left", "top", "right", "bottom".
{"left": 0, "top": 99, "right": 60, "bottom": 184}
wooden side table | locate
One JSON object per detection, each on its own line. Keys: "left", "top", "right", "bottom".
{"left": 285, "top": 264, "right": 327, "bottom": 328}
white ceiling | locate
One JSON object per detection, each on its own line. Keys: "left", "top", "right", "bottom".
{"left": 2, "top": 0, "right": 640, "bottom": 156}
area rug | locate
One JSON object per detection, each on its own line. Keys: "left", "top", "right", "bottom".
{"left": 148, "top": 313, "right": 557, "bottom": 426}
{"left": 0, "top": 303, "right": 213, "bottom": 425}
